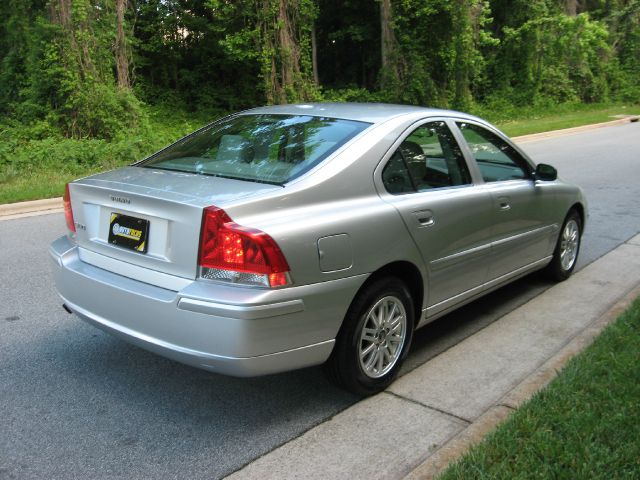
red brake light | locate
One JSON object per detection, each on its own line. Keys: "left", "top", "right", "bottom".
{"left": 198, "top": 206, "right": 291, "bottom": 287}
{"left": 63, "top": 183, "right": 76, "bottom": 233}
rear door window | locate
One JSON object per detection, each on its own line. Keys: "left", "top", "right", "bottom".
{"left": 382, "top": 121, "right": 472, "bottom": 194}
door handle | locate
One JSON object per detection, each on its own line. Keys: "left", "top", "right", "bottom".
{"left": 412, "top": 210, "right": 435, "bottom": 227}
{"left": 497, "top": 196, "right": 511, "bottom": 211}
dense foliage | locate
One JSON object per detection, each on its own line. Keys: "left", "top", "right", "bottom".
{"left": 0, "top": 1, "right": 638, "bottom": 140}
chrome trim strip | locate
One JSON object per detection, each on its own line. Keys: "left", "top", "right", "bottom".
{"left": 78, "top": 247, "right": 192, "bottom": 292}
{"left": 491, "top": 225, "right": 554, "bottom": 248}
{"left": 430, "top": 243, "right": 491, "bottom": 270}
{"left": 177, "top": 297, "right": 305, "bottom": 320}
{"left": 483, "top": 256, "right": 551, "bottom": 291}
{"left": 424, "top": 283, "right": 486, "bottom": 320}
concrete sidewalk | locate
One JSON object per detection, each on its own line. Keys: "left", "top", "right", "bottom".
{"left": 226, "top": 234, "right": 640, "bottom": 480}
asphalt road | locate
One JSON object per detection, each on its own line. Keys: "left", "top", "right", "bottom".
{"left": 1, "top": 121, "right": 639, "bottom": 479}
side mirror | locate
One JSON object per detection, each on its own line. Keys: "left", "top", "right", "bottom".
{"left": 535, "top": 163, "right": 557, "bottom": 181}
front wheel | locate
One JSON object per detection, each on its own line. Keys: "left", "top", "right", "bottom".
{"left": 546, "top": 209, "right": 582, "bottom": 281}
{"left": 324, "top": 277, "right": 415, "bottom": 396}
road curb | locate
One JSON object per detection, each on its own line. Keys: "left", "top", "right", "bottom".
{"left": 512, "top": 115, "right": 639, "bottom": 144}
{"left": 403, "top": 282, "right": 640, "bottom": 480}
{"left": 0, "top": 197, "right": 63, "bottom": 221}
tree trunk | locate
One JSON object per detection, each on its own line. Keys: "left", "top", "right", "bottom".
{"left": 564, "top": 0, "right": 579, "bottom": 16}
{"left": 380, "top": 0, "right": 393, "bottom": 70}
{"left": 278, "top": 0, "right": 304, "bottom": 102}
{"left": 255, "top": 0, "right": 317, "bottom": 103}
{"left": 48, "top": 0, "right": 94, "bottom": 79}
{"left": 258, "top": 0, "right": 314, "bottom": 104}
{"left": 49, "top": 0, "right": 71, "bottom": 28}
{"left": 115, "top": 0, "right": 130, "bottom": 89}
{"left": 379, "top": 0, "right": 402, "bottom": 87}
{"left": 452, "top": 0, "right": 472, "bottom": 110}
{"left": 311, "top": 23, "right": 319, "bottom": 86}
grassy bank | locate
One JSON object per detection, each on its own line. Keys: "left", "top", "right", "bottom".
{"left": 489, "top": 102, "right": 639, "bottom": 137}
{"left": 0, "top": 106, "right": 209, "bottom": 204}
{"left": 438, "top": 295, "right": 640, "bottom": 480}
{"left": 0, "top": 101, "right": 637, "bottom": 204}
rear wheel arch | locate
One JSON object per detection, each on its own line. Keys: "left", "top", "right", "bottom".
{"left": 322, "top": 261, "right": 424, "bottom": 395}
{"left": 358, "top": 261, "right": 424, "bottom": 327}
{"left": 324, "top": 273, "right": 417, "bottom": 395}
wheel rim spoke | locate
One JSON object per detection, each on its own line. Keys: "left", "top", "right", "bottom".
{"left": 360, "top": 343, "right": 375, "bottom": 360}
{"left": 386, "top": 302, "right": 397, "bottom": 323}
{"left": 370, "top": 309, "right": 380, "bottom": 328}
{"left": 362, "top": 327, "right": 378, "bottom": 343}
{"left": 358, "top": 295, "right": 408, "bottom": 379}
{"left": 376, "top": 349, "right": 384, "bottom": 372}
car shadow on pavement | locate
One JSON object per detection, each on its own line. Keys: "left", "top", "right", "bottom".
{"left": 5, "top": 321, "right": 358, "bottom": 477}
{"left": 1, "top": 271, "right": 555, "bottom": 480}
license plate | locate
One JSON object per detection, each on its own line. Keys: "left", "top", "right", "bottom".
{"left": 108, "top": 213, "right": 149, "bottom": 253}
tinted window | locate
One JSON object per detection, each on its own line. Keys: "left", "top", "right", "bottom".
{"left": 140, "top": 115, "right": 370, "bottom": 184}
{"left": 457, "top": 122, "right": 530, "bottom": 182}
{"left": 382, "top": 121, "right": 471, "bottom": 195}
{"left": 382, "top": 151, "right": 415, "bottom": 194}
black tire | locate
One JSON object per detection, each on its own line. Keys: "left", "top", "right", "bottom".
{"left": 546, "top": 209, "right": 582, "bottom": 281}
{"left": 323, "top": 277, "right": 415, "bottom": 396}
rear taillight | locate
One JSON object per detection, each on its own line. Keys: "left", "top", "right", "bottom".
{"left": 63, "top": 183, "right": 76, "bottom": 233}
{"left": 198, "top": 206, "right": 291, "bottom": 288}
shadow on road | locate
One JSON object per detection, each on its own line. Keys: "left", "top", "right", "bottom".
{"left": 1, "top": 269, "right": 554, "bottom": 479}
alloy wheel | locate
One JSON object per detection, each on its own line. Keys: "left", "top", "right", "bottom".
{"left": 358, "top": 295, "right": 407, "bottom": 379}
{"left": 560, "top": 218, "right": 580, "bottom": 271}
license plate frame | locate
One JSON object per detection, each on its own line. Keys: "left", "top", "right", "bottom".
{"left": 108, "top": 212, "right": 149, "bottom": 253}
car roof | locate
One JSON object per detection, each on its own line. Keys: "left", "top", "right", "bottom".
{"left": 242, "top": 102, "right": 481, "bottom": 124}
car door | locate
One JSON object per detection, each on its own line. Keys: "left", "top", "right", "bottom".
{"left": 376, "top": 119, "right": 495, "bottom": 315}
{"left": 454, "top": 121, "right": 557, "bottom": 281}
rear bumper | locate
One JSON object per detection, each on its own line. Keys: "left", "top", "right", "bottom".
{"left": 50, "top": 235, "right": 365, "bottom": 376}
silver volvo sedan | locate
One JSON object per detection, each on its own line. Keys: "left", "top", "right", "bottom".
{"left": 50, "top": 103, "right": 586, "bottom": 395}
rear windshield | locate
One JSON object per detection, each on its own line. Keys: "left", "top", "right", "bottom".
{"left": 139, "top": 114, "right": 370, "bottom": 184}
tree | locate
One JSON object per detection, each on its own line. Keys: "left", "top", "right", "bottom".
{"left": 210, "top": 0, "right": 317, "bottom": 104}
{"left": 4, "top": 0, "right": 144, "bottom": 138}
{"left": 379, "top": 0, "right": 402, "bottom": 87}
{"left": 562, "top": 0, "right": 581, "bottom": 16}
{"left": 114, "top": 0, "right": 130, "bottom": 89}
{"left": 257, "top": 0, "right": 318, "bottom": 103}
{"left": 0, "top": 0, "right": 45, "bottom": 115}
{"left": 314, "top": 0, "right": 380, "bottom": 91}
{"left": 1, "top": 0, "right": 639, "bottom": 130}
{"left": 451, "top": 0, "right": 474, "bottom": 109}
{"left": 485, "top": 0, "right": 613, "bottom": 105}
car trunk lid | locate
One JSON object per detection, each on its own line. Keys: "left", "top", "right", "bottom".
{"left": 68, "top": 166, "right": 280, "bottom": 282}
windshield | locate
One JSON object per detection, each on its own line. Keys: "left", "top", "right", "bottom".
{"left": 139, "top": 114, "right": 371, "bottom": 184}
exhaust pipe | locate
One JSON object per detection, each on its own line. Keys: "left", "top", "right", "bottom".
{"left": 62, "top": 304, "right": 73, "bottom": 314}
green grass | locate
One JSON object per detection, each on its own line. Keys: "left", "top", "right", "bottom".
{"left": 491, "top": 102, "right": 639, "bottom": 137}
{"left": 1, "top": 101, "right": 638, "bottom": 204}
{"left": 438, "top": 296, "right": 640, "bottom": 480}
